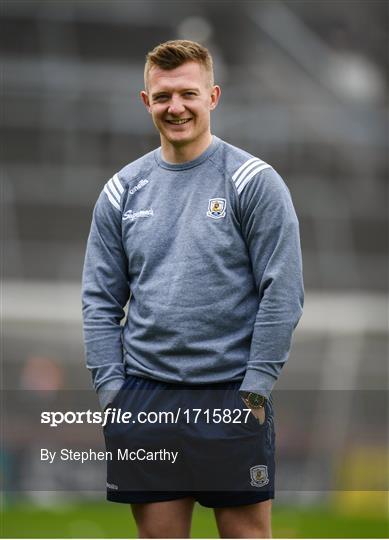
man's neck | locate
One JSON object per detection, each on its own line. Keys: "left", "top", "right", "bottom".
{"left": 161, "top": 133, "right": 213, "bottom": 164}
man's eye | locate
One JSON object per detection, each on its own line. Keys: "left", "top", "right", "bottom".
{"left": 154, "top": 95, "right": 168, "bottom": 102}
{"left": 184, "top": 92, "right": 196, "bottom": 97}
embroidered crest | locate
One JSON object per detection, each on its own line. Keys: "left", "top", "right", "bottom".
{"left": 207, "top": 198, "right": 226, "bottom": 219}
{"left": 250, "top": 465, "right": 269, "bottom": 487}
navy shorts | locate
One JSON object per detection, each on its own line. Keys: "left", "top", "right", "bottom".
{"left": 103, "top": 375, "right": 275, "bottom": 507}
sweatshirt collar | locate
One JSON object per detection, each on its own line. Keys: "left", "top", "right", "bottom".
{"left": 155, "top": 136, "right": 220, "bottom": 171}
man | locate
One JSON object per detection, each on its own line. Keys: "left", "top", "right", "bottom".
{"left": 82, "top": 40, "right": 303, "bottom": 538}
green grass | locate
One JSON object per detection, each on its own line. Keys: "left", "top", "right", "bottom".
{"left": 1, "top": 500, "right": 388, "bottom": 538}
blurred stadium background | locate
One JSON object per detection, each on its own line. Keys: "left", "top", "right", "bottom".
{"left": 1, "top": 0, "right": 388, "bottom": 537}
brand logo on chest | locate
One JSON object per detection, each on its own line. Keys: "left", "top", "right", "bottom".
{"left": 128, "top": 178, "right": 148, "bottom": 196}
{"left": 207, "top": 198, "right": 226, "bottom": 219}
{"left": 122, "top": 208, "right": 153, "bottom": 222}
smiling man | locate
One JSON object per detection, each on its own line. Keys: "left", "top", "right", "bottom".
{"left": 82, "top": 40, "right": 304, "bottom": 538}
{"left": 141, "top": 57, "right": 220, "bottom": 163}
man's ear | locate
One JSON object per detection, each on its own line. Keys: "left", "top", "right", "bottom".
{"left": 209, "top": 85, "right": 221, "bottom": 111}
{"left": 140, "top": 90, "right": 151, "bottom": 113}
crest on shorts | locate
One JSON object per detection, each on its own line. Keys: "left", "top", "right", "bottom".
{"left": 207, "top": 198, "right": 226, "bottom": 219}
{"left": 250, "top": 465, "right": 269, "bottom": 487}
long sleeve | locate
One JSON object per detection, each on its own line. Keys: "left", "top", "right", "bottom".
{"left": 82, "top": 175, "right": 130, "bottom": 408}
{"left": 237, "top": 167, "right": 304, "bottom": 398}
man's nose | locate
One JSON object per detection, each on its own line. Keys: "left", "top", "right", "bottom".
{"left": 167, "top": 96, "right": 185, "bottom": 115}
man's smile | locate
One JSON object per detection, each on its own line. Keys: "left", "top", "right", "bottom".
{"left": 166, "top": 118, "right": 192, "bottom": 125}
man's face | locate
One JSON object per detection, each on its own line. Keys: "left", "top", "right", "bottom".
{"left": 141, "top": 61, "right": 220, "bottom": 150}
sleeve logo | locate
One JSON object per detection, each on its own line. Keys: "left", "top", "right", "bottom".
{"left": 207, "top": 198, "right": 226, "bottom": 219}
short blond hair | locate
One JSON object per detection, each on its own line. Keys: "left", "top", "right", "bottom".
{"left": 144, "top": 39, "right": 214, "bottom": 89}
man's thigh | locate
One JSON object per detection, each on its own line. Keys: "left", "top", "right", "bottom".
{"left": 214, "top": 499, "right": 272, "bottom": 539}
{"left": 131, "top": 497, "right": 196, "bottom": 538}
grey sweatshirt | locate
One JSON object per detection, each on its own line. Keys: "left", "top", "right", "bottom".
{"left": 82, "top": 136, "right": 304, "bottom": 408}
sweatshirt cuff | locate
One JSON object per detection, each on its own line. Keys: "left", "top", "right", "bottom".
{"left": 97, "top": 378, "right": 126, "bottom": 410}
{"left": 239, "top": 369, "right": 277, "bottom": 399}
